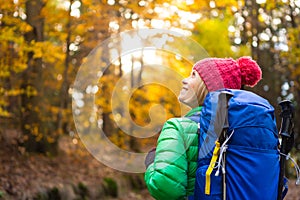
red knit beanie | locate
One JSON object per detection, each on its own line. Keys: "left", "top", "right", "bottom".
{"left": 192, "top": 56, "right": 262, "bottom": 92}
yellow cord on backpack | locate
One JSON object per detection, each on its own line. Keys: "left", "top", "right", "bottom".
{"left": 205, "top": 141, "right": 220, "bottom": 195}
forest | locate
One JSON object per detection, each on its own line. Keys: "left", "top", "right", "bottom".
{"left": 0, "top": 0, "right": 300, "bottom": 199}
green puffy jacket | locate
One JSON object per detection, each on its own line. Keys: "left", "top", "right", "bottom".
{"left": 144, "top": 107, "right": 201, "bottom": 200}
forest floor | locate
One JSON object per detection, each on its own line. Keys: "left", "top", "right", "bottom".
{"left": 0, "top": 132, "right": 154, "bottom": 200}
{"left": 0, "top": 131, "right": 299, "bottom": 200}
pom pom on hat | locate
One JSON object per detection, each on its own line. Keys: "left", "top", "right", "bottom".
{"left": 237, "top": 56, "right": 262, "bottom": 87}
{"left": 193, "top": 56, "right": 262, "bottom": 92}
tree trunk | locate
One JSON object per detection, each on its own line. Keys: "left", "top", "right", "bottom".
{"left": 21, "top": 0, "right": 57, "bottom": 154}
{"left": 249, "top": 0, "right": 259, "bottom": 60}
{"left": 57, "top": 0, "right": 73, "bottom": 135}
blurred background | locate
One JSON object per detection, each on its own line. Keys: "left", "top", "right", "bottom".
{"left": 0, "top": 0, "right": 299, "bottom": 199}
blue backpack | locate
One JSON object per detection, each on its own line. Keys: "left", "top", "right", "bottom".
{"left": 194, "top": 89, "right": 280, "bottom": 200}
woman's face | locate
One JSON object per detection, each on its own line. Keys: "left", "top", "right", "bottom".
{"left": 178, "top": 70, "right": 208, "bottom": 108}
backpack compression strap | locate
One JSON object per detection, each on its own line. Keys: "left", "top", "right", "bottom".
{"left": 205, "top": 141, "right": 220, "bottom": 195}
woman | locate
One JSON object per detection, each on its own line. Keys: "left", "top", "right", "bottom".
{"left": 144, "top": 57, "right": 262, "bottom": 199}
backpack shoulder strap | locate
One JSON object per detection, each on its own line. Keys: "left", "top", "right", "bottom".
{"left": 203, "top": 90, "right": 233, "bottom": 196}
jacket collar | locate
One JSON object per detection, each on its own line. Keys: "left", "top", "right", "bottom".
{"left": 185, "top": 106, "right": 202, "bottom": 117}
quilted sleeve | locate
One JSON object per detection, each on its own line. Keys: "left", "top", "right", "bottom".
{"left": 144, "top": 118, "right": 188, "bottom": 200}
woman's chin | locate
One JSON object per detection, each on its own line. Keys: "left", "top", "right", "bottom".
{"left": 178, "top": 94, "right": 185, "bottom": 103}
{"left": 178, "top": 97, "right": 189, "bottom": 107}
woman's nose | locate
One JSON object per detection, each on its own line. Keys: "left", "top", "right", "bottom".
{"left": 182, "top": 78, "right": 188, "bottom": 84}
